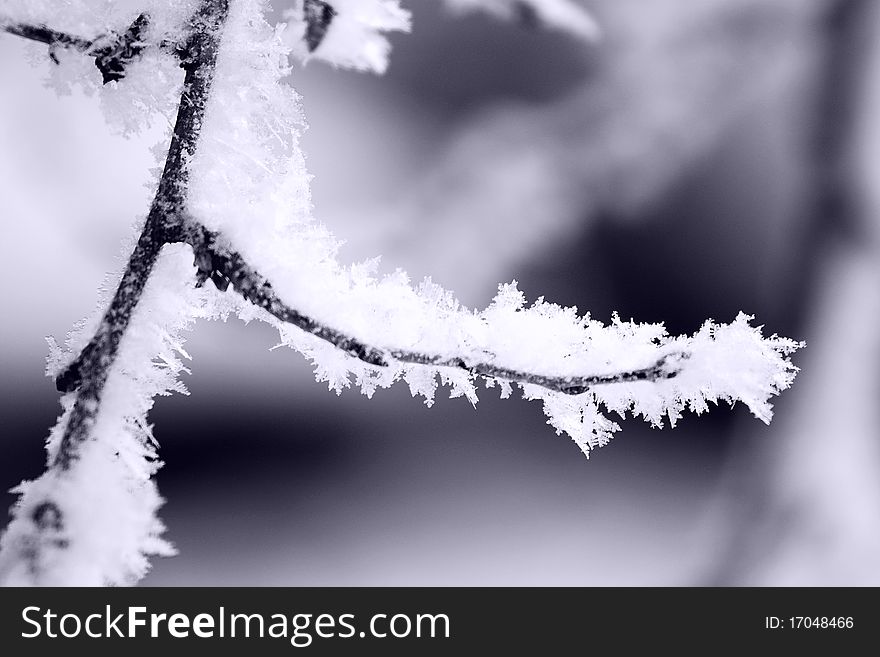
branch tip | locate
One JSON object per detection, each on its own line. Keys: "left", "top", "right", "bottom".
{"left": 89, "top": 13, "right": 152, "bottom": 84}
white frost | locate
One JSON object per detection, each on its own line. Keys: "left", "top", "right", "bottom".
{"left": 0, "top": 246, "right": 201, "bottom": 585}
{"left": 0, "top": 0, "right": 802, "bottom": 586}
{"left": 189, "top": 1, "right": 801, "bottom": 457}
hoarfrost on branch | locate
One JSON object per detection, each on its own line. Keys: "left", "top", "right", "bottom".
{"left": 0, "top": 0, "right": 802, "bottom": 586}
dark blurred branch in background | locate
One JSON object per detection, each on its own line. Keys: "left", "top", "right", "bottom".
{"left": 705, "top": 0, "right": 878, "bottom": 586}
{"left": 780, "top": 0, "right": 875, "bottom": 329}
{"left": 303, "top": 0, "right": 336, "bottom": 52}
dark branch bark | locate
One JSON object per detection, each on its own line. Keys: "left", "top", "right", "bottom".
{"left": 389, "top": 350, "right": 687, "bottom": 394}
{"left": 3, "top": 13, "right": 165, "bottom": 83}
{"left": 3, "top": 0, "right": 690, "bottom": 585}
{"left": 1, "top": 22, "right": 92, "bottom": 51}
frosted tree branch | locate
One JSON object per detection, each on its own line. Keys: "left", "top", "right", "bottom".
{"left": 182, "top": 220, "right": 688, "bottom": 394}
{"left": 0, "top": 0, "right": 231, "bottom": 585}
{"left": 42, "top": 0, "right": 676, "bottom": 465}
{"left": 0, "top": 0, "right": 685, "bottom": 585}
{"left": 0, "top": 21, "right": 92, "bottom": 51}
{"left": 0, "top": 0, "right": 803, "bottom": 586}
{"left": 53, "top": 0, "right": 228, "bottom": 468}
{"left": 1, "top": 12, "right": 159, "bottom": 83}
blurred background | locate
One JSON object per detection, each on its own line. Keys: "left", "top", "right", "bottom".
{"left": 1, "top": 0, "right": 878, "bottom": 585}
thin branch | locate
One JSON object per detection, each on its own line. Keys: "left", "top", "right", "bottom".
{"left": 3, "top": 13, "right": 160, "bottom": 83}
{"left": 1, "top": 22, "right": 92, "bottom": 51}
{"left": 183, "top": 222, "right": 686, "bottom": 395}
{"left": 6, "top": 0, "right": 679, "bottom": 581}
{"left": 0, "top": 1, "right": 230, "bottom": 585}
{"left": 32, "top": 0, "right": 679, "bottom": 438}
{"left": 1, "top": 0, "right": 690, "bottom": 586}
{"left": 387, "top": 349, "right": 687, "bottom": 394}
{"left": 184, "top": 222, "right": 397, "bottom": 368}
{"left": 54, "top": 0, "right": 230, "bottom": 469}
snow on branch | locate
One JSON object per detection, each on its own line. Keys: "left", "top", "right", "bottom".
{"left": 1, "top": 12, "right": 155, "bottom": 82}
{"left": 0, "top": 0, "right": 230, "bottom": 586}
{"left": 183, "top": 220, "right": 690, "bottom": 393}
{"left": 0, "top": 0, "right": 802, "bottom": 585}
{"left": 207, "top": 231, "right": 800, "bottom": 452}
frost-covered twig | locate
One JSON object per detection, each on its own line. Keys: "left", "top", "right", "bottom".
{"left": 0, "top": 21, "right": 91, "bottom": 51}
{"left": 0, "top": 0, "right": 803, "bottom": 586}
{"left": 55, "top": 0, "right": 228, "bottom": 466}
{"left": 0, "top": 0, "right": 230, "bottom": 586}
{"left": 184, "top": 221, "right": 687, "bottom": 394}
{"left": 1, "top": 13, "right": 157, "bottom": 83}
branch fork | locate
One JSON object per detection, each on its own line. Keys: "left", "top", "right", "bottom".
{"left": 4, "top": 0, "right": 686, "bottom": 474}
{"left": 1, "top": 0, "right": 687, "bottom": 581}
